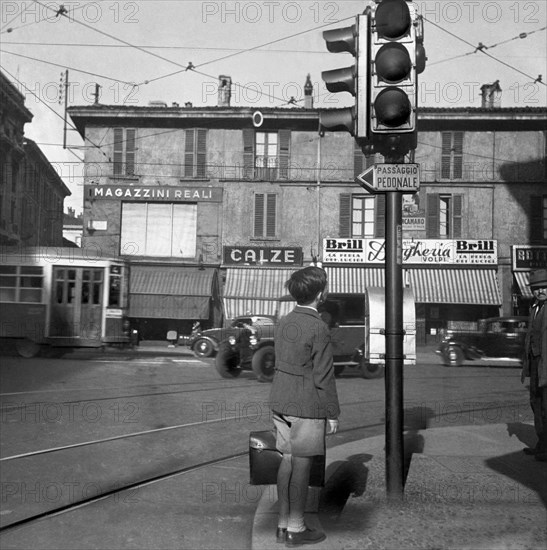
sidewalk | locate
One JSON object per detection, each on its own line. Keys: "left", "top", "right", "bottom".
{"left": 252, "top": 423, "right": 547, "bottom": 550}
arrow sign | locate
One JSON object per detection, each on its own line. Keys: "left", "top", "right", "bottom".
{"left": 356, "top": 163, "right": 420, "bottom": 193}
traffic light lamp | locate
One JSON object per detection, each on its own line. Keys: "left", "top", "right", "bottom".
{"left": 319, "top": 14, "right": 369, "bottom": 138}
{"left": 369, "top": 0, "right": 417, "bottom": 135}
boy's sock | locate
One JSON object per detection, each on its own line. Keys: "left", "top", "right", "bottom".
{"left": 277, "top": 516, "right": 288, "bottom": 529}
{"left": 287, "top": 518, "right": 306, "bottom": 533}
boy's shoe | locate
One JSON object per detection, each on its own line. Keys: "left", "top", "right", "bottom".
{"left": 276, "top": 528, "right": 287, "bottom": 543}
{"left": 286, "top": 527, "right": 326, "bottom": 547}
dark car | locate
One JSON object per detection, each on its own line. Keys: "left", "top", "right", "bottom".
{"left": 436, "top": 316, "right": 528, "bottom": 367}
{"left": 189, "top": 316, "right": 275, "bottom": 358}
{"left": 214, "top": 293, "right": 393, "bottom": 383}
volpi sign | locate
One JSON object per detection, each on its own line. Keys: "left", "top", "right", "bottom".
{"left": 357, "top": 163, "right": 420, "bottom": 193}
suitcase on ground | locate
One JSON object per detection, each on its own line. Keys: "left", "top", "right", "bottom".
{"left": 249, "top": 430, "right": 325, "bottom": 487}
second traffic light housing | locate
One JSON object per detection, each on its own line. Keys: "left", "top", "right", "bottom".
{"left": 320, "top": 14, "right": 369, "bottom": 138}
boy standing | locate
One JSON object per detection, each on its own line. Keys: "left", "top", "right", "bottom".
{"left": 269, "top": 266, "right": 340, "bottom": 547}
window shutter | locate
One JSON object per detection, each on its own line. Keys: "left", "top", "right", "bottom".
{"left": 184, "top": 129, "right": 195, "bottom": 178}
{"left": 254, "top": 193, "right": 264, "bottom": 237}
{"left": 375, "top": 194, "right": 386, "bottom": 238}
{"left": 243, "top": 128, "right": 254, "bottom": 179}
{"left": 339, "top": 194, "right": 351, "bottom": 238}
{"left": 266, "top": 194, "right": 277, "bottom": 237}
{"left": 453, "top": 131, "right": 463, "bottom": 179}
{"left": 125, "top": 129, "right": 136, "bottom": 176}
{"left": 354, "top": 144, "right": 364, "bottom": 179}
{"left": 452, "top": 194, "right": 463, "bottom": 237}
{"left": 113, "top": 128, "right": 123, "bottom": 176}
{"left": 530, "top": 195, "right": 543, "bottom": 242}
{"left": 278, "top": 130, "right": 290, "bottom": 179}
{"left": 196, "top": 129, "right": 207, "bottom": 178}
{"left": 426, "top": 194, "right": 440, "bottom": 238}
{"left": 441, "top": 132, "right": 451, "bottom": 179}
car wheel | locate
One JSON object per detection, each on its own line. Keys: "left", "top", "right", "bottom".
{"left": 215, "top": 344, "right": 242, "bottom": 378}
{"left": 334, "top": 365, "right": 345, "bottom": 377}
{"left": 252, "top": 346, "right": 276, "bottom": 383}
{"left": 443, "top": 346, "right": 464, "bottom": 367}
{"left": 361, "top": 362, "right": 385, "bottom": 379}
{"left": 193, "top": 338, "right": 215, "bottom": 358}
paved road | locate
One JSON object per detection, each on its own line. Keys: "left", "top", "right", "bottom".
{"left": 0, "top": 346, "right": 531, "bottom": 549}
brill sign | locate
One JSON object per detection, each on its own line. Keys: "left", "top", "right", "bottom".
{"left": 323, "top": 238, "right": 497, "bottom": 265}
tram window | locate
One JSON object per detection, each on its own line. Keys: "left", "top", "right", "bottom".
{"left": 0, "top": 265, "right": 43, "bottom": 303}
{"left": 109, "top": 266, "right": 122, "bottom": 307}
{"left": 92, "top": 282, "right": 101, "bottom": 305}
{"left": 56, "top": 281, "right": 64, "bottom": 303}
{"left": 82, "top": 282, "right": 91, "bottom": 304}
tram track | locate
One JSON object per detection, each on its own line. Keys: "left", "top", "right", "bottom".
{"left": 0, "top": 420, "right": 380, "bottom": 535}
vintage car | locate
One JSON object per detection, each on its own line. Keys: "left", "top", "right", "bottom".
{"left": 214, "top": 289, "right": 416, "bottom": 382}
{"left": 436, "top": 316, "right": 528, "bottom": 367}
{"left": 188, "top": 316, "right": 275, "bottom": 358}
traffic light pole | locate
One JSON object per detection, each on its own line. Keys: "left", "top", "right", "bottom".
{"left": 384, "top": 154, "right": 405, "bottom": 501}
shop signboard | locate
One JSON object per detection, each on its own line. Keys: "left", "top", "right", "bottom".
{"left": 323, "top": 238, "right": 497, "bottom": 265}
{"left": 223, "top": 246, "right": 303, "bottom": 266}
{"left": 85, "top": 185, "right": 222, "bottom": 202}
{"left": 512, "top": 245, "right": 547, "bottom": 270}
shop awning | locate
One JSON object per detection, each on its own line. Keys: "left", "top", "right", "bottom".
{"left": 408, "top": 268, "right": 501, "bottom": 305}
{"left": 129, "top": 266, "right": 217, "bottom": 319}
{"left": 223, "top": 267, "right": 297, "bottom": 319}
{"left": 514, "top": 272, "right": 533, "bottom": 298}
{"left": 324, "top": 266, "right": 385, "bottom": 293}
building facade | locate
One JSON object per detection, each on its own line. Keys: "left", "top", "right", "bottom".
{"left": 68, "top": 85, "right": 546, "bottom": 342}
{"left": 0, "top": 71, "right": 70, "bottom": 247}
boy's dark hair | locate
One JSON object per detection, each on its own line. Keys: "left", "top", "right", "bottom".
{"left": 285, "top": 266, "right": 327, "bottom": 305}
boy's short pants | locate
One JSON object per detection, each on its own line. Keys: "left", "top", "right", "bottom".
{"left": 273, "top": 413, "right": 326, "bottom": 457}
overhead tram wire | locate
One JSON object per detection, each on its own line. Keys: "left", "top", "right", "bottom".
{"left": 428, "top": 26, "right": 547, "bottom": 68}
{"left": 1, "top": 0, "right": 107, "bottom": 34}
{"left": 1, "top": 50, "right": 136, "bottom": 86}
{"left": 1, "top": 66, "right": 111, "bottom": 163}
{"left": 422, "top": 16, "right": 547, "bottom": 86}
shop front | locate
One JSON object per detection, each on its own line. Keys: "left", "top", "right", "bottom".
{"left": 512, "top": 245, "right": 547, "bottom": 315}
{"left": 129, "top": 264, "right": 221, "bottom": 340}
{"left": 323, "top": 238, "right": 502, "bottom": 345}
{"left": 221, "top": 245, "right": 303, "bottom": 322}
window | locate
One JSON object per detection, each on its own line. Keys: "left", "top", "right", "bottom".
{"left": 120, "top": 203, "right": 197, "bottom": 257}
{"left": 352, "top": 196, "right": 376, "bottom": 237}
{"left": 243, "top": 129, "right": 290, "bottom": 180}
{"left": 339, "top": 194, "right": 385, "bottom": 238}
{"left": 530, "top": 195, "right": 547, "bottom": 242}
{"left": 184, "top": 129, "right": 207, "bottom": 178}
{"left": 427, "top": 193, "right": 463, "bottom": 238}
{"left": 0, "top": 266, "right": 44, "bottom": 303}
{"left": 441, "top": 131, "right": 463, "bottom": 180}
{"left": 113, "top": 128, "right": 136, "bottom": 177}
{"left": 254, "top": 193, "right": 277, "bottom": 238}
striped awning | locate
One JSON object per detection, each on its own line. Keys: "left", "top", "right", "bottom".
{"left": 223, "top": 267, "right": 298, "bottom": 319}
{"left": 408, "top": 268, "right": 501, "bottom": 305}
{"left": 324, "top": 266, "right": 385, "bottom": 293}
{"left": 129, "top": 266, "right": 217, "bottom": 319}
{"left": 514, "top": 271, "right": 533, "bottom": 298}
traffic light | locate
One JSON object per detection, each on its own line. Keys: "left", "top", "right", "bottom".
{"left": 319, "top": 14, "right": 369, "bottom": 138}
{"left": 369, "top": 0, "right": 417, "bottom": 135}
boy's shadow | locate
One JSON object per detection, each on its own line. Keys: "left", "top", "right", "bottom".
{"left": 318, "top": 453, "right": 371, "bottom": 521}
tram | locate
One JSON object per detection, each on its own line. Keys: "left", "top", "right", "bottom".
{"left": 0, "top": 247, "right": 131, "bottom": 356}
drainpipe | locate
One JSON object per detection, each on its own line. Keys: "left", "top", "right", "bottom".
{"left": 317, "top": 134, "right": 322, "bottom": 264}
